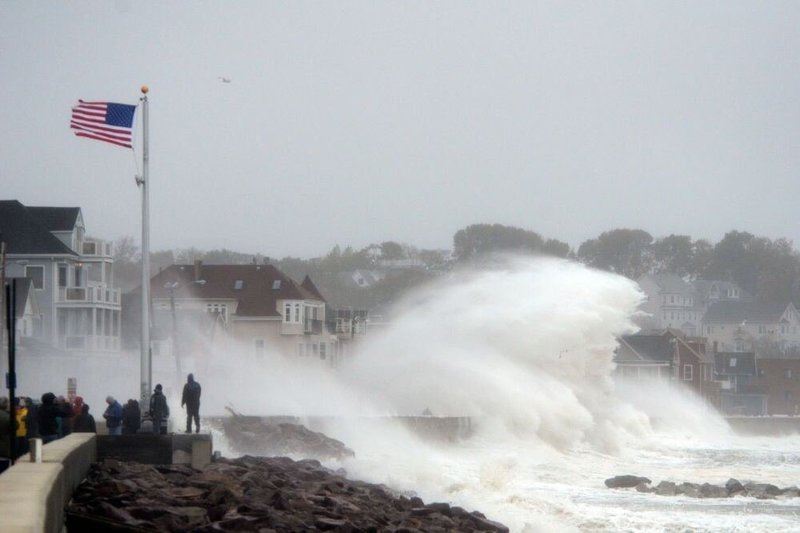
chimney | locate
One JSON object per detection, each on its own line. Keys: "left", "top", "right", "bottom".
{"left": 194, "top": 259, "right": 202, "bottom": 282}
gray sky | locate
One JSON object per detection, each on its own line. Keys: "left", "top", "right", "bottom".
{"left": 2, "top": 1, "right": 799, "bottom": 258}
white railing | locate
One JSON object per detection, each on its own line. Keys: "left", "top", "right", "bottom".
{"left": 63, "top": 335, "right": 120, "bottom": 351}
{"left": 57, "top": 286, "right": 121, "bottom": 305}
{"left": 81, "top": 240, "right": 113, "bottom": 257}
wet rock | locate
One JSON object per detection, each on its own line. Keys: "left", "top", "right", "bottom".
{"left": 699, "top": 483, "right": 728, "bottom": 498}
{"left": 655, "top": 481, "right": 677, "bottom": 496}
{"left": 725, "top": 478, "right": 745, "bottom": 495}
{"left": 604, "top": 475, "right": 652, "bottom": 488}
{"left": 222, "top": 414, "right": 355, "bottom": 460}
{"left": 68, "top": 456, "right": 508, "bottom": 532}
{"left": 677, "top": 482, "right": 701, "bottom": 497}
{"left": 745, "top": 483, "right": 782, "bottom": 499}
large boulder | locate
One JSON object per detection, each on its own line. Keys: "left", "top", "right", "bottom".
{"left": 604, "top": 475, "right": 652, "bottom": 489}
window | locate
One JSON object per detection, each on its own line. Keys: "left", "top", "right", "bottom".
{"left": 206, "top": 303, "right": 227, "bottom": 320}
{"left": 759, "top": 325, "right": 766, "bottom": 334}
{"left": 254, "top": 339, "right": 265, "bottom": 358}
{"left": 729, "top": 357, "right": 737, "bottom": 368}
{"left": 683, "top": 364, "right": 693, "bottom": 381}
{"left": 785, "top": 391, "right": 793, "bottom": 402}
{"left": 272, "top": 280, "right": 281, "bottom": 290}
{"left": 74, "top": 264, "right": 83, "bottom": 287}
{"left": 284, "top": 303, "right": 292, "bottom": 322}
{"left": 58, "top": 264, "right": 68, "bottom": 288}
{"left": 234, "top": 280, "right": 243, "bottom": 290}
{"left": 319, "top": 343, "right": 327, "bottom": 360}
{"left": 784, "top": 369, "right": 793, "bottom": 379}
{"left": 25, "top": 265, "right": 44, "bottom": 289}
{"left": 295, "top": 303, "right": 301, "bottom": 323}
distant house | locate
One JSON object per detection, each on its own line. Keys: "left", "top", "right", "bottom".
{"left": 339, "top": 269, "right": 385, "bottom": 289}
{"left": 0, "top": 200, "right": 121, "bottom": 353}
{"left": 141, "top": 262, "right": 339, "bottom": 365}
{"left": 615, "top": 330, "right": 718, "bottom": 404}
{"left": 702, "top": 301, "right": 800, "bottom": 354}
{"left": 636, "top": 274, "right": 701, "bottom": 336}
{"left": 752, "top": 358, "right": 800, "bottom": 415}
{"left": 693, "top": 280, "right": 750, "bottom": 308}
{"left": 636, "top": 274, "right": 748, "bottom": 337}
{"left": 714, "top": 351, "right": 766, "bottom": 415}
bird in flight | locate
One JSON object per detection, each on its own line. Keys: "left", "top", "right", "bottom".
{"left": 218, "top": 77, "right": 231, "bottom": 83}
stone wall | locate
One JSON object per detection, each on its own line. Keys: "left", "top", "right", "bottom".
{"left": 0, "top": 433, "right": 96, "bottom": 533}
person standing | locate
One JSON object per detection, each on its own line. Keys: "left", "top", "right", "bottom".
{"left": 14, "top": 398, "right": 28, "bottom": 458}
{"left": 122, "top": 399, "right": 141, "bottom": 435}
{"left": 149, "top": 384, "right": 169, "bottom": 435}
{"left": 39, "top": 392, "right": 71, "bottom": 443}
{"left": 181, "top": 373, "right": 202, "bottom": 434}
{"left": 103, "top": 396, "right": 123, "bottom": 435}
{"left": 0, "top": 398, "right": 10, "bottom": 473}
{"left": 73, "top": 404, "right": 96, "bottom": 433}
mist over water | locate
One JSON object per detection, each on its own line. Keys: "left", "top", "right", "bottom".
{"left": 202, "top": 257, "right": 800, "bottom": 531}
{"left": 15, "top": 256, "right": 800, "bottom": 530}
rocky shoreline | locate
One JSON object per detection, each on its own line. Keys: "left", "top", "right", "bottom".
{"left": 605, "top": 474, "right": 799, "bottom": 499}
{"left": 68, "top": 456, "right": 509, "bottom": 532}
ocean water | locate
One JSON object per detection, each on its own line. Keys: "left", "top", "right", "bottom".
{"left": 209, "top": 257, "right": 800, "bottom": 531}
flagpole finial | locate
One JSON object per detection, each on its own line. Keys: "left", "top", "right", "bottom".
{"left": 141, "top": 85, "right": 149, "bottom": 94}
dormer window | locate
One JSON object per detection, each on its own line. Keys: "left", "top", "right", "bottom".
{"left": 273, "top": 280, "right": 281, "bottom": 290}
{"left": 234, "top": 280, "right": 243, "bottom": 290}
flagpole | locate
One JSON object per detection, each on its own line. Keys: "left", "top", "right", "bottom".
{"left": 139, "top": 85, "right": 152, "bottom": 410}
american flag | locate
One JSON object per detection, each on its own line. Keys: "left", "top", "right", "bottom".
{"left": 70, "top": 100, "right": 137, "bottom": 148}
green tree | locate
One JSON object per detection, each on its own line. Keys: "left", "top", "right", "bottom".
{"left": 652, "top": 234, "right": 694, "bottom": 276}
{"left": 453, "top": 223, "right": 548, "bottom": 261}
{"left": 577, "top": 229, "right": 654, "bottom": 278}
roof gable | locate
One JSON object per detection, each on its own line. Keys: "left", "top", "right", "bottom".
{"left": 0, "top": 200, "right": 77, "bottom": 255}
{"left": 149, "top": 264, "right": 326, "bottom": 317}
{"left": 703, "top": 301, "right": 791, "bottom": 325}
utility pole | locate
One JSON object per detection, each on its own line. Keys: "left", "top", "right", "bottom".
{"left": 5, "top": 279, "right": 17, "bottom": 463}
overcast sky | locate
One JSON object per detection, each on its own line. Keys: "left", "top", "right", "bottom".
{"left": 2, "top": 2, "right": 799, "bottom": 258}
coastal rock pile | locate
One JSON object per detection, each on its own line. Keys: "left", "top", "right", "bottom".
{"left": 605, "top": 475, "right": 799, "bottom": 499}
{"left": 68, "top": 457, "right": 509, "bottom": 532}
{"left": 221, "top": 415, "right": 355, "bottom": 461}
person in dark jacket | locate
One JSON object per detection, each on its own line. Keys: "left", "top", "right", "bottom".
{"left": 72, "top": 404, "right": 96, "bottom": 433}
{"left": 149, "top": 384, "right": 169, "bottom": 435}
{"left": 103, "top": 396, "right": 123, "bottom": 435}
{"left": 122, "top": 399, "right": 141, "bottom": 434}
{"left": 181, "top": 373, "right": 202, "bottom": 433}
{"left": 38, "top": 392, "right": 71, "bottom": 443}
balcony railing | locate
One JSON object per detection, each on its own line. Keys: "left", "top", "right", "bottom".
{"left": 81, "top": 240, "right": 113, "bottom": 258}
{"left": 63, "top": 335, "right": 120, "bottom": 352}
{"left": 56, "top": 286, "right": 121, "bottom": 305}
{"left": 304, "top": 318, "right": 323, "bottom": 335}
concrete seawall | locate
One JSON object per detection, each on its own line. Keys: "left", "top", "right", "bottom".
{"left": 726, "top": 416, "right": 800, "bottom": 436}
{"left": 0, "top": 433, "right": 96, "bottom": 533}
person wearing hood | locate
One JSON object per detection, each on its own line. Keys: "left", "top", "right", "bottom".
{"left": 38, "top": 392, "right": 71, "bottom": 443}
{"left": 73, "top": 404, "right": 96, "bottom": 433}
{"left": 149, "top": 384, "right": 169, "bottom": 435}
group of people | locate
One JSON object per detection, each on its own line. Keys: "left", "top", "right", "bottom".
{"left": 100, "top": 373, "right": 202, "bottom": 436}
{"left": 0, "top": 392, "right": 97, "bottom": 471}
{"left": 0, "top": 374, "right": 202, "bottom": 472}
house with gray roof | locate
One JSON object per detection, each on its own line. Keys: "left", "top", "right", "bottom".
{"left": 702, "top": 301, "right": 800, "bottom": 355}
{"left": 0, "top": 200, "right": 120, "bottom": 353}
{"left": 636, "top": 274, "right": 702, "bottom": 335}
{"left": 142, "top": 262, "right": 339, "bottom": 367}
{"left": 636, "top": 274, "right": 748, "bottom": 337}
